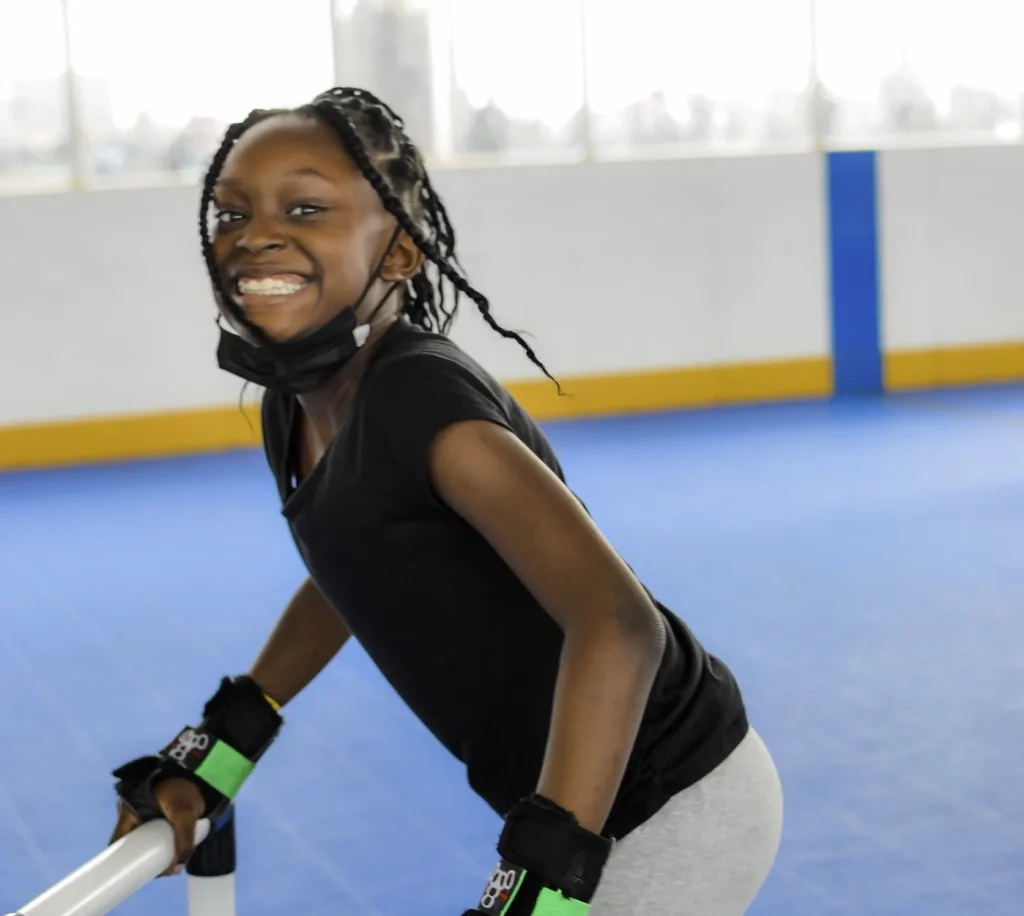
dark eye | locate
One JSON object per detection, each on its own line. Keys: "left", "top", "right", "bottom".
{"left": 215, "top": 209, "right": 244, "bottom": 225}
{"left": 289, "top": 203, "right": 325, "bottom": 218}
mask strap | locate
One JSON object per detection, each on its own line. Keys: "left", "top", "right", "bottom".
{"left": 349, "top": 225, "right": 402, "bottom": 313}
{"left": 354, "top": 281, "right": 402, "bottom": 347}
{"left": 351, "top": 225, "right": 405, "bottom": 345}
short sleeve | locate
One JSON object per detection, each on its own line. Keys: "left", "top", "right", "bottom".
{"left": 358, "top": 348, "right": 514, "bottom": 492}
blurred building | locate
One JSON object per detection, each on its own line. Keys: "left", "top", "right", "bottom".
{"left": 0, "top": 72, "right": 113, "bottom": 171}
{"left": 332, "top": 0, "right": 436, "bottom": 154}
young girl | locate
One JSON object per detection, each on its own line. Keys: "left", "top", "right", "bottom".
{"left": 109, "top": 88, "right": 783, "bottom": 915}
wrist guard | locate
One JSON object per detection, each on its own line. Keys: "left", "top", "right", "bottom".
{"left": 474, "top": 794, "right": 613, "bottom": 916}
{"left": 112, "top": 675, "right": 282, "bottom": 826}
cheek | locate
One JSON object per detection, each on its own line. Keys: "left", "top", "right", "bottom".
{"left": 317, "top": 248, "right": 373, "bottom": 303}
{"left": 210, "top": 235, "right": 234, "bottom": 274}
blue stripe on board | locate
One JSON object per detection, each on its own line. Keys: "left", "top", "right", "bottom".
{"left": 827, "top": 150, "right": 883, "bottom": 396}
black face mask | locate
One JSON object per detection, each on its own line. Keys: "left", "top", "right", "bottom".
{"left": 216, "top": 229, "right": 402, "bottom": 396}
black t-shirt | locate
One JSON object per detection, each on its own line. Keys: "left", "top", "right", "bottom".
{"left": 260, "top": 317, "right": 748, "bottom": 839}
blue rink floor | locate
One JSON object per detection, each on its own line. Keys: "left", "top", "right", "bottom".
{"left": 1, "top": 385, "right": 1022, "bottom": 916}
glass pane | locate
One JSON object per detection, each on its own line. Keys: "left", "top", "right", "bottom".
{"left": 332, "top": 0, "right": 443, "bottom": 159}
{"left": 66, "top": 0, "right": 335, "bottom": 184}
{"left": 0, "top": 0, "right": 71, "bottom": 193}
{"left": 815, "top": 0, "right": 1024, "bottom": 147}
{"left": 334, "top": 0, "right": 587, "bottom": 165}
{"left": 444, "top": 0, "right": 586, "bottom": 163}
{"left": 583, "top": 0, "right": 814, "bottom": 158}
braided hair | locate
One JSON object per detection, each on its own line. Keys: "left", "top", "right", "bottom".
{"left": 198, "top": 87, "right": 558, "bottom": 389}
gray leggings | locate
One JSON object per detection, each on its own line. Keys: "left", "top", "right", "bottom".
{"left": 591, "top": 728, "right": 784, "bottom": 915}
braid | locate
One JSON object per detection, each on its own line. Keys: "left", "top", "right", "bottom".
{"left": 199, "top": 122, "right": 246, "bottom": 306}
{"left": 309, "top": 92, "right": 559, "bottom": 390}
{"left": 408, "top": 271, "right": 437, "bottom": 331}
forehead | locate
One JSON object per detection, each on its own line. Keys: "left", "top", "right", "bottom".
{"left": 217, "top": 113, "right": 360, "bottom": 188}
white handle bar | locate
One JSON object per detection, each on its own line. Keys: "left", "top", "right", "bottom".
{"left": 7, "top": 819, "right": 211, "bottom": 916}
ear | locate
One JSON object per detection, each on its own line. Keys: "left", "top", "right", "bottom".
{"left": 381, "top": 229, "right": 425, "bottom": 282}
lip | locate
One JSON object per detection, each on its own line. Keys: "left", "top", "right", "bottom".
{"left": 226, "top": 264, "right": 315, "bottom": 282}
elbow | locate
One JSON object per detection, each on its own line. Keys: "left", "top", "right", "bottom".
{"left": 614, "top": 582, "right": 668, "bottom": 657}
{"left": 568, "top": 588, "right": 668, "bottom": 669}
{"left": 620, "top": 595, "right": 668, "bottom": 668}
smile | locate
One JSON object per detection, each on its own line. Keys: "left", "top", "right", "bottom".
{"left": 236, "top": 274, "right": 310, "bottom": 297}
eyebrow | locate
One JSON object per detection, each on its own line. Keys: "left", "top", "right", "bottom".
{"left": 217, "top": 167, "right": 333, "bottom": 189}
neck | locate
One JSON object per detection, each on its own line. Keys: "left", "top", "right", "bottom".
{"left": 297, "top": 312, "right": 401, "bottom": 443}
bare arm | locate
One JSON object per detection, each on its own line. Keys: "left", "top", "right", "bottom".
{"left": 429, "top": 420, "right": 666, "bottom": 834}
{"left": 111, "top": 578, "right": 350, "bottom": 870}
{"left": 249, "top": 576, "right": 351, "bottom": 707}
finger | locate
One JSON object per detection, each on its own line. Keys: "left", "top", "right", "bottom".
{"left": 160, "top": 802, "right": 199, "bottom": 876}
{"left": 108, "top": 800, "right": 140, "bottom": 846}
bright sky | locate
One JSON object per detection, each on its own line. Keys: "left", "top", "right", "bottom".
{"left": 1, "top": 0, "right": 1023, "bottom": 129}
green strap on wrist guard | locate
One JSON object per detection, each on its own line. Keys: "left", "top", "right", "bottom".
{"left": 113, "top": 675, "right": 283, "bottom": 824}
{"left": 474, "top": 794, "right": 612, "bottom": 915}
{"left": 478, "top": 860, "right": 592, "bottom": 915}
{"left": 159, "top": 726, "right": 255, "bottom": 800}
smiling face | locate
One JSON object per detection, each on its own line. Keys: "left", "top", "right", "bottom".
{"left": 210, "top": 112, "right": 421, "bottom": 344}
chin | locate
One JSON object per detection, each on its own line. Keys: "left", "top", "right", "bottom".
{"left": 250, "top": 319, "right": 311, "bottom": 345}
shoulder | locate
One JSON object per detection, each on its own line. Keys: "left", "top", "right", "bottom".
{"left": 368, "top": 322, "right": 494, "bottom": 384}
{"left": 356, "top": 322, "right": 515, "bottom": 479}
{"left": 362, "top": 323, "right": 512, "bottom": 427}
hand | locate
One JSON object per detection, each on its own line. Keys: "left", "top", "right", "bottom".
{"left": 108, "top": 777, "right": 205, "bottom": 876}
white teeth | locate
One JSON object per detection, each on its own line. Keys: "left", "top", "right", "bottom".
{"left": 237, "top": 277, "right": 307, "bottom": 296}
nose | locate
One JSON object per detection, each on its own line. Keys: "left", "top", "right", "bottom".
{"left": 236, "top": 214, "right": 286, "bottom": 253}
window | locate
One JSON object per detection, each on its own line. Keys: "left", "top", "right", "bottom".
{"left": 332, "top": 0, "right": 443, "bottom": 159}
{"left": 0, "top": 0, "right": 71, "bottom": 192}
{"left": 333, "top": 0, "right": 588, "bottom": 165}
{"left": 6, "top": 0, "right": 1024, "bottom": 197}
{"left": 582, "top": 0, "right": 815, "bottom": 158}
{"left": 445, "top": 0, "right": 586, "bottom": 163}
{"left": 65, "top": 0, "right": 335, "bottom": 184}
{"left": 815, "top": 0, "right": 1024, "bottom": 147}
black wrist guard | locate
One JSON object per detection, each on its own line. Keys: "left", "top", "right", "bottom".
{"left": 475, "top": 794, "right": 613, "bottom": 915}
{"left": 112, "top": 675, "right": 282, "bottom": 826}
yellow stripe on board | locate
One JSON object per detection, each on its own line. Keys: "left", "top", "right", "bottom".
{"left": 0, "top": 357, "right": 832, "bottom": 472}
{"left": 885, "top": 341, "right": 1024, "bottom": 391}
{"left": 0, "top": 404, "right": 263, "bottom": 473}
{"left": 509, "top": 357, "right": 833, "bottom": 421}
